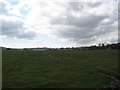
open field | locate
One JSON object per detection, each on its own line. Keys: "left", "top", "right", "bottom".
{"left": 2, "top": 49, "right": 119, "bottom": 88}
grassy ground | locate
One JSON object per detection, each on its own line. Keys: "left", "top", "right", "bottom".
{"left": 2, "top": 49, "right": 119, "bottom": 88}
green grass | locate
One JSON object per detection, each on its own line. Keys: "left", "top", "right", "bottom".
{"left": 2, "top": 49, "right": 119, "bottom": 88}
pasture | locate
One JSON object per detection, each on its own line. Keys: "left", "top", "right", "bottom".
{"left": 2, "top": 49, "right": 119, "bottom": 88}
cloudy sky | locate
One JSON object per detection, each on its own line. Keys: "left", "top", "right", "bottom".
{"left": 0, "top": 0, "right": 119, "bottom": 48}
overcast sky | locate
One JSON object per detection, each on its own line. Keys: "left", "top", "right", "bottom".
{"left": 0, "top": 0, "right": 119, "bottom": 48}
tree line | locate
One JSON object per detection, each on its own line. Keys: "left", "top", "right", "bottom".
{"left": 1, "top": 43, "right": 120, "bottom": 50}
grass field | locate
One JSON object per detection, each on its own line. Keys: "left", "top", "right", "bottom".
{"left": 2, "top": 49, "right": 119, "bottom": 88}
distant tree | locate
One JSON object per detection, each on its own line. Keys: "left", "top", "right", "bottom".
{"left": 98, "top": 44, "right": 101, "bottom": 47}
{"left": 106, "top": 43, "right": 110, "bottom": 48}
{"left": 102, "top": 43, "right": 105, "bottom": 47}
{"left": 24, "top": 48, "right": 27, "bottom": 50}
{"left": 6, "top": 48, "right": 11, "bottom": 50}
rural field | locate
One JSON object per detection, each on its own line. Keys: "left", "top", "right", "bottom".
{"left": 2, "top": 49, "right": 119, "bottom": 88}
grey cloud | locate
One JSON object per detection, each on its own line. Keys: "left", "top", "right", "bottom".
{"left": 1, "top": 16, "right": 36, "bottom": 39}
{"left": 50, "top": 2, "right": 108, "bottom": 28}
{"left": 56, "top": 20, "right": 117, "bottom": 44}
{"left": 65, "top": 2, "right": 101, "bottom": 11}
{"left": 53, "top": 24, "right": 115, "bottom": 43}
{"left": 86, "top": 2, "right": 102, "bottom": 7}
{"left": 66, "top": 2, "right": 83, "bottom": 11}
{"left": 2, "top": 19, "right": 23, "bottom": 32}
{"left": 51, "top": 14, "right": 107, "bottom": 28}
{"left": 47, "top": 2, "right": 118, "bottom": 45}
{"left": 17, "top": 31, "right": 36, "bottom": 39}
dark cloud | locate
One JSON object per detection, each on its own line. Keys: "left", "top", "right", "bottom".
{"left": 51, "top": 14, "right": 107, "bottom": 28}
{"left": 47, "top": 2, "right": 118, "bottom": 45}
{"left": 52, "top": 23, "right": 117, "bottom": 44}
{"left": 86, "top": 2, "right": 102, "bottom": 7}
{"left": 65, "top": 2, "right": 102, "bottom": 11}
{"left": 66, "top": 2, "right": 83, "bottom": 11}
{"left": 1, "top": 16, "right": 36, "bottom": 39}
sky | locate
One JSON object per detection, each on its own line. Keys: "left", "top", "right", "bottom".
{"left": 0, "top": 0, "right": 119, "bottom": 48}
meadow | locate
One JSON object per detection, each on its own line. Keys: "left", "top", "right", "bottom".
{"left": 2, "top": 49, "right": 119, "bottom": 88}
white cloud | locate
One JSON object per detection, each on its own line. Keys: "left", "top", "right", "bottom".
{"left": 22, "top": 1, "right": 118, "bottom": 45}
{"left": 0, "top": 0, "right": 11, "bottom": 14}
{"left": 1, "top": 0, "right": 119, "bottom": 47}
